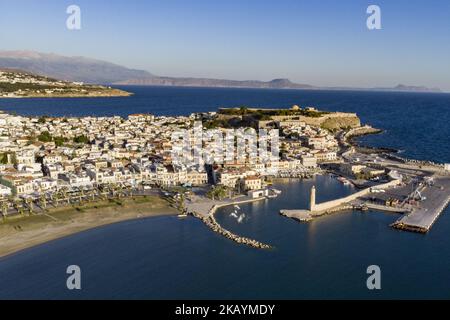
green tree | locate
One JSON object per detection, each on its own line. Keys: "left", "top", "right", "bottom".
{"left": 73, "top": 135, "right": 90, "bottom": 144}
{"left": 206, "top": 185, "right": 229, "bottom": 200}
{"left": 54, "top": 136, "right": 67, "bottom": 147}
{"left": 37, "top": 131, "right": 52, "bottom": 142}
{"left": 37, "top": 116, "right": 47, "bottom": 124}
{"left": 0, "top": 153, "right": 8, "bottom": 164}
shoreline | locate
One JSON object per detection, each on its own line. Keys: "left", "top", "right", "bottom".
{"left": 0, "top": 195, "right": 177, "bottom": 259}
{"left": 344, "top": 126, "right": 398, "bottom": 153}
{"left": 0, "top": 92, "right": 133, "bottom": 99}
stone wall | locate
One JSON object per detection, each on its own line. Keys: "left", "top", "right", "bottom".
{"left": 312, "top": 179, "right": 401, "bottom": 212}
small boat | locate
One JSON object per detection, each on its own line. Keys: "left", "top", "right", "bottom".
{"left": 234, "top": 205, "right": 240, "bottom": 210}
{"left": 237, "top": 214, "right": 244, "bottom": 223}
{"left": 271, "top": 188, "right": 282, "bottom": 194}
{"left": 230, "top": 212, "right": 238, "bottom": 218}
{"left": 337, "top": 177, "right": 351, "bottom": 185}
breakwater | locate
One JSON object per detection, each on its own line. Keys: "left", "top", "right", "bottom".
{"left": 311, "top": 179, "right": 402, "bottom": 213}
{"left": 386, "top": 153, "right": 444, "bottom": 168}
{"left": 280, "top": 179, "right": 402, "bottom": 222}
{"left": 193, "top": 210, "right": 272, "bottom": 249}
{"left": 187, "top": 196, "right": 273, "bottom": 250}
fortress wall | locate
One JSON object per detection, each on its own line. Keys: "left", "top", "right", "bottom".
{"left": 302, "top": 113, "right": 361, "bottom": 129}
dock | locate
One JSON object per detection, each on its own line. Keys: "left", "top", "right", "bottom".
{"left": 280, "top": 209, "right": 313, "bottom": 222}
{"left": 279, "top": 175, "right": 450, "bottom": 233}
{"left": 392, "top": 176, "right": 450, "bottom": 233}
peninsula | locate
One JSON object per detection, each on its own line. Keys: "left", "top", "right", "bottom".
{"left": 0, "top": 69, "right": 131, "bottom": 98}
{"left": 0, "top": 105, "right": 449, "bottom": 257}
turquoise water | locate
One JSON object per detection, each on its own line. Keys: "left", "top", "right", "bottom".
{"left": 0, "top": 87, "right": 449, "bottom": 299}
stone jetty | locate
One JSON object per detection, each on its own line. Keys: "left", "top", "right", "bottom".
{"left": 186, "top": 196, "right": 273, "bottom": 250}
{"left": 193, "top": 211, "right": 272, "bottom": 249}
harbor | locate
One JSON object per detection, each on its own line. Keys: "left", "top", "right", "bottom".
{"left": 185, "top": 192, "right": 274, "bottom": 249}
{"left": 280, "top": 160, "right": 450, "bottom": 233}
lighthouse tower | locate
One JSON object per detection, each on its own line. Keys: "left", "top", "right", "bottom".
{"left": 309, "top": 185, "right": 316, "bottom": 211}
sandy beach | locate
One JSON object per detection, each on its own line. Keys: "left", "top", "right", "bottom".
{"left": 0, "top": 195, "right": 177, "bottom": 258}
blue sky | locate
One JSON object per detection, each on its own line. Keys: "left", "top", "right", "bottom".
{"left": 1, "top": 0, "right": 449, "bottom": 89}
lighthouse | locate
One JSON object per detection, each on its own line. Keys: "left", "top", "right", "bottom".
{"left": 309, "top": 185, "right": 316, "bottom": 211}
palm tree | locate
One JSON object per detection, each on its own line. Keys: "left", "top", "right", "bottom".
{"left": 1, "top": 200, "right": 8, "bottom": 218}
{"left": 89, "top": 189, "right": 96, "bottom": 202}
{"left": 99, "top": 186, "right": 108, "bottom": 200}
{"left": 178, "top": 193, "right": 186, "bottom": 213}
{"left": 14, "top": 199, "right": 23, "bottom": 215}
{"left": 62, "top": 188, "right": 70, "bottom": 204}
{"left": 25, "top": 197, "right": 33, "bottom": 215}
{"left": 111, "top": 184, "right": 118, "bottom": 198}
{"left": 40, "top": 194, "right": 47, "bottom": 209}
{"left": 79, "top": 188, "right": 84, "bottom": 203}
{"left": 53, "top": 192, "right": 60, "bottom": 207}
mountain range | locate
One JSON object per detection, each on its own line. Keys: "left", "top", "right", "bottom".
{"left": 0, "top": 50, "right": 442, "bottom": 92}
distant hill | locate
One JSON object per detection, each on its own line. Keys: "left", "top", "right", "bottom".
{"left": 381, "top": 84, "right": 442, "bottom": 93}
{"left": 0, "top": 51, "right": 153, "bottom": 84}
{"left": 327, "top": 84, "right": 442, "bottom": 93}
{"left": 0, "top": 51, "right": 442, "bottom": 92}
{"left": 0, "top": 51, "right": 314, "bottom": 89}
{"left": 114, "top": 77, "right": 315, "bottom": 89}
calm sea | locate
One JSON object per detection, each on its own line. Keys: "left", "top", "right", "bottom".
{"left": 0, "top": 86, "right": 449, "bottom": 299}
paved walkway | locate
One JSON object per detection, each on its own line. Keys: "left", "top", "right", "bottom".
{"left": 393, "top": 176, "right": 450, "bottom": 232}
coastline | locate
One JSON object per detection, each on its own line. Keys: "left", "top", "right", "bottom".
{"left": 346, "top": 127, "right": 402, "bottom": 155}
{"left": 0, "top": 91, "right": 133, "bottom": 99}
{"left": 0, "top": 195, "right": 177, "bottom": 259}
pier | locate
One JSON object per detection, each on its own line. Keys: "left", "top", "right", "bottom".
{"left": 392, "top": 176, "right": 450, "bottom": 233}
{"left": 280, "top": 174, "right": 450, "bottom": 234}
{"left": 280, "top": 179, "right": 402, "bottom": 220}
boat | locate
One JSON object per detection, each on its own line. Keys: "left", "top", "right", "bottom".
{"left": 234, "top": 205, "right": 240, "bottom": 210}
{"left": 337, "top": 177, "right": 352, "bottom": 185}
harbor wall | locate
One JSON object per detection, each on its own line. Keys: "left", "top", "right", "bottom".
{"left": 312, "top": 179, "right": 401, "bottom": 212}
